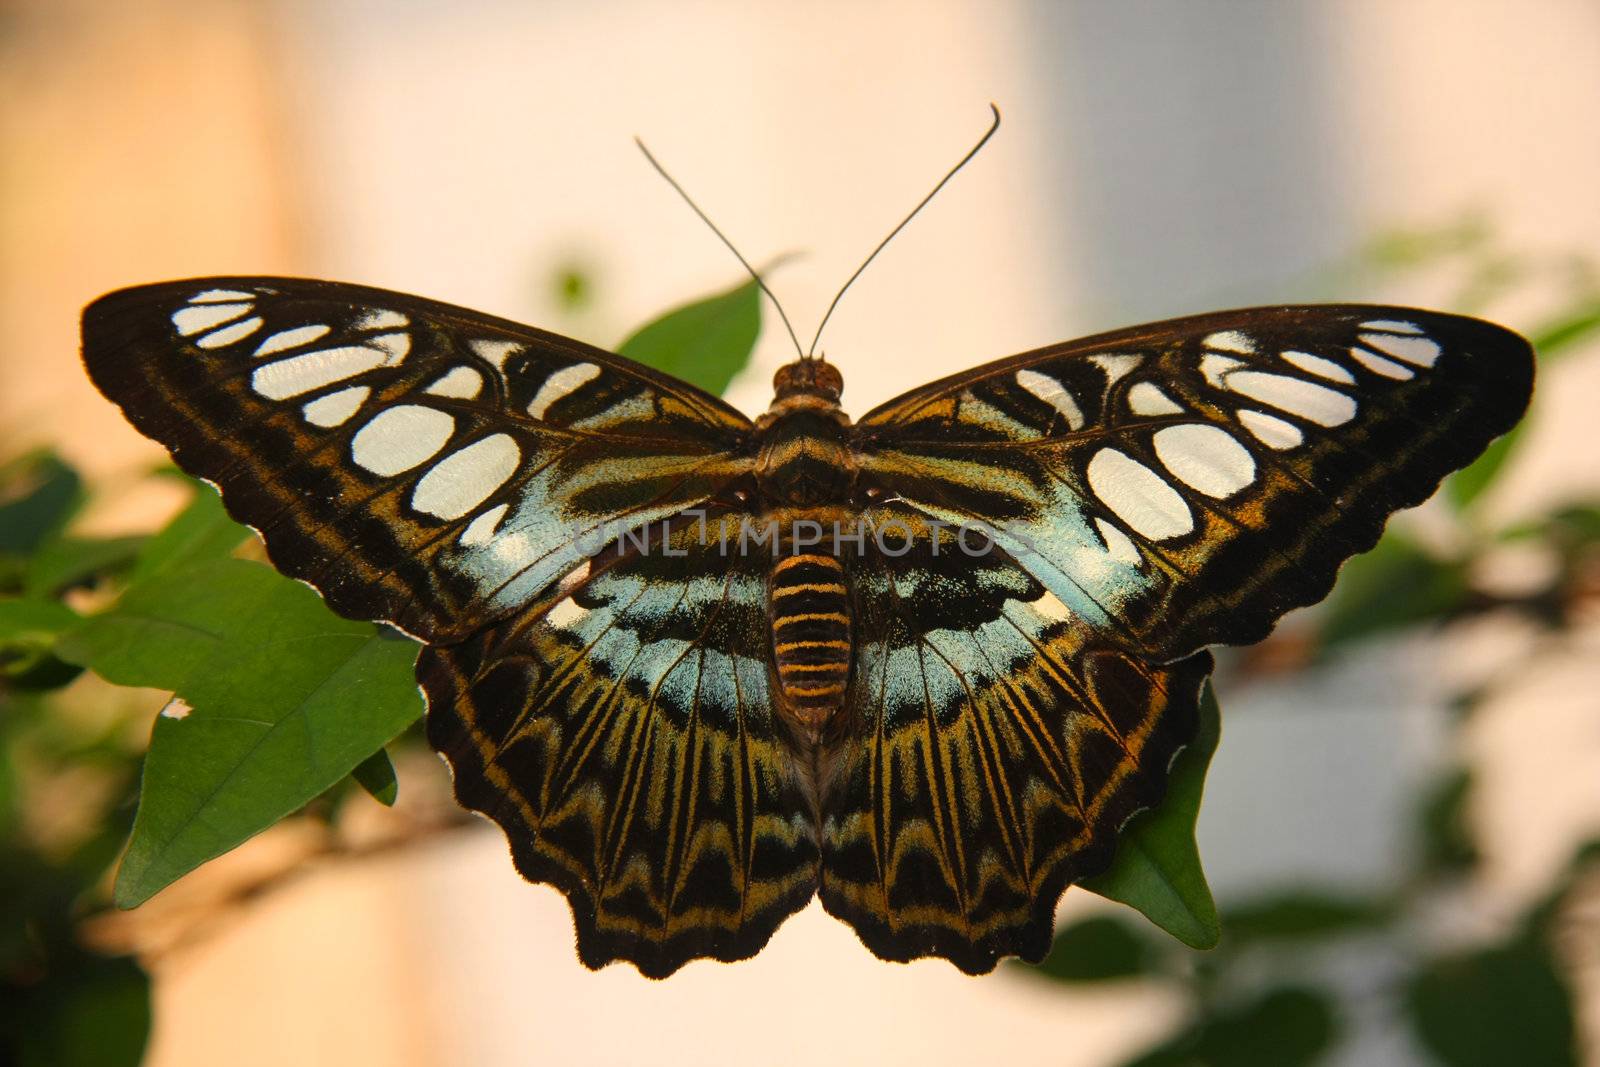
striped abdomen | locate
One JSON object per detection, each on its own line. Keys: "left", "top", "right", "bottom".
{"left": 769, "top": 553, "right": 852, "bottom": 728}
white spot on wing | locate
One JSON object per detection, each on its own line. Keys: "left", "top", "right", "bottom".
{"left": 1086, "top": 448, "right": 1194, "bottom": 540}
{"left": 1089, "top": 353, "right": 1143, "bottom": 383}
{"left": 547, "top": 597, "right": 588, "bottom": 630}
{"left": 196, "top": 316, "right": 264, "bottom": 349}
{"left": 160, "top": 697, "right": 192, "bottom": 720}
{"left": 1223, "top": 370, "right": 1355, "bottom": 427}
{"left": 255, "top": 324, "right": 331, "bottom": 357}
{"left": 1200, "top": 353, "right": 1245, "bottom": 388}
{"left": 1281, "top": 350, "right": 1355, "bottom": 384}
{"left": 301, "top": 385, "right": 370, "bottom": 427}
{"left": 1350, "top": 345, "right": 1415, "bottom": 379}
{"left": 1128, "top": 381, "right": 1183, "bottom": 416}
{"left": 410, "top": 434, "right": 521, "bottom": 520}
{"left": 425, "top": 366, "right": 483, "bottom": 399}
{"left": 528, "top": 362, "right": 601, "bottom": 419}
{"left": 1015, "top": 369, "right": 1085, "bottom": 430}
{"left": 1361, "top": 319, "right": 1423, "bottom": 335}
{"left": 471, "top": 339, "right": 522, "bottom": 371}
{"left": 1031, "top": 589, "right": 1072, "bottom": 622}
{"left": 1154, "top": 424, "right": 1256, "bottom": 498}
{"left": 459, "top": 502, "right": 510, "bottom": 547}
{"left": 252, "top": 346, "right": 385, "bottom": 399}
{"left": 172, "top": 302, "right": 249, "bottom": 336}
{"left": 1094, "top": 518, "right": 1141, "bottom": 565}
{"left": 357, "top": 308, "right": 410, "bottom": 330}
{"left": 1238, "top": 409, "right": 1302, "bottom": 450}
{"left": 1203, "top": 330, "right": 1255, "bottom": 354}
{"left": 1359, "top": 332, "right": 1439, "bottom": 367}
{"left": 350, "top": 405, "right": 455, "bottom": 476}
{"left": 369, "top": 332, "right": 410, "bottom": 363}
{"left": 190, "top": 288, "right": 255, "bottom": 303}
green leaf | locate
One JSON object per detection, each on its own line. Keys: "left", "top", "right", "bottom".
{"left": 0, "top": 450, "right": 84, "bottom": 556}
{"left": 1405, "top": 939, "right": 1577, "bottom": 1067}
{"left": 350, "top": 747, "right": 399, "bottom": 807}
{"left": 1527, "top": 300, "right": 1600, "bottom": 359}
{"left": 617, "top": 278, "right": 761, "bottom": 396}
{"left": 1499, "top": 502, "right": 1600, "bottom": 550}
{"left": 3, "top": 952, "right": 151, "bottom": 1067}
{"left": 1446, "top": 426, "right": 1523, "bottom": 511}
{"left": 1084, "top": 683, "right": 1221, "bottom": 949}
{"left": 0, "top": 598, "right": 83, "bottom": 687}
{"left": 1416, "top": 766, "right": 1479, "bottom": 876}
{"left": 55, "top": 559, "right": 423, "bottom": 907}
{"left": 1320, "top": 532, "right": 1470, "bottom": 648}
{"left": 129, "top": 479, "right": 252, "bottom": 584}
{"left": 1118, "top": 986, "right": 1340, "bottom": 1067}
{"left": 23, "top": 536, "right": 147, "bottom": 599}
{"left": 1027, "top": 914, "right": 1165, "bottom": 982}
{"left": 1447, "top": 299, "right": 1600, "bottom": 512}
{"left": 1221, "top": 890, "right": 1393, "bottom": 945}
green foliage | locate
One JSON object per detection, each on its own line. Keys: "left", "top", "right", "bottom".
{"left": 1219, "top": 890, "right": 1393, "bottom": 946}
{"left": 1318, "top": 532, "right": 1471, "bottom": 649}
{"left": 1446, "top": 297, "right": 1600, "bottom": 511}
{"left": 1405, "top": 939, "right": 1577, "bottom": 1067}
{"left": 1083, "top": 684, "right": 1221, "bottom": 948}
{"left": 1, "top": 949, "right": 151, "bottom": 1067}
{"left": 1032, "top": 914, "right": 1165, "bottom": 982}
{"left": 1118, "top": 987, "right": 1340, "bottom": 1067}
{"left": 350, "top": 748, "right": 399, "bottom": 807}
{"left": 128, "top": 478, "right": 251, "bottom": 583}
{"left": 618, "top": 277, "right": 762, "bottom": 395}
{"left": 0, "top": 449, "right": 151, "bottom": 1064}
{"left": 0, "top": 450, "right": 84, "bottom": 559}
{"left": 1415, "top": 767, "right": 1480, "bottom": 876}
{"left": 57, "top": 559, "right": 424, "bottom": 907}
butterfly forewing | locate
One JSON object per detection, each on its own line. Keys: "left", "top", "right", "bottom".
{"left": 854, "top": 306, "right": 1533, "bottom": 660}
{"left": 82, "top": 278, "right": 754, "bottom": 641}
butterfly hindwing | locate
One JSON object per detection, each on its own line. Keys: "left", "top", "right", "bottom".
{"left": 819, "top": 506, "right": 1212, "bottom": 972}
{"left": 421, "top": 508, "right": 820, "bottom": 976}
{"left": 853, "top": 306, "right": 1533, "bottom": 659}
{"left": 81, "top": 278, "right": 754, "bottom": 641}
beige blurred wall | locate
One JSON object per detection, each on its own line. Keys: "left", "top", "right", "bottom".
{"left": 2, "top": 2, "right": 1597, "bottom": 1066}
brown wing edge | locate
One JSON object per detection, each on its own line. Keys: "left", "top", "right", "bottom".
{"left": 418, "top": 635, "right": 823, "bottom": 979}
{"left": 817, "top": 648, "right": 1214, "bottom": 974}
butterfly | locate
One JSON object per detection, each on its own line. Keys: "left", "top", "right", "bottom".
{"left": 82, "top": 277, "right": 1532, "bottom": 976}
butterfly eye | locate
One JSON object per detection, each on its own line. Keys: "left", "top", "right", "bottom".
{"left": 865, "top": 486, "right": 882, "bottom": 499}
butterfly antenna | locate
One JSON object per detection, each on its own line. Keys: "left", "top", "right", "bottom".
{"left": 634, "top": 137, "right": 807, "bottom": 361}
{"left": 806, "top": 103, "right": 1001, "bottom": 360}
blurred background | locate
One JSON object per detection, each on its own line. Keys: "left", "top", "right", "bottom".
{"left": 2, "top": 1, "right": 1599, "bottom": 1064}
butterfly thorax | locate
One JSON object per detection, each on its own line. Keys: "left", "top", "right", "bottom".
{"left": 754, "top": 360, "right": 855, "bottom": 506}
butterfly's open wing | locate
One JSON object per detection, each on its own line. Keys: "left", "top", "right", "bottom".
{"left": 853, "top": 306, "right": 1533, "bottom": 660}
{"left": 824, "top": 306, "right": 1531, "bottom": 968}
{"left": 822, "top": 508, "right": 1211, "bottom": 971}
{"left": 420, "top": 510, "right": 818, "bottom": 977}
{"left": 82, "top": 277, "right": 754, "bottom": 642}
